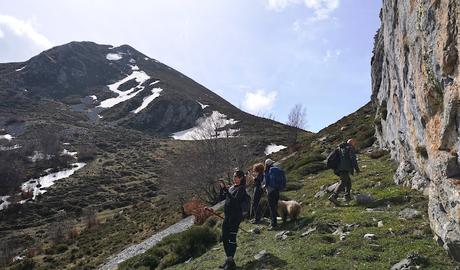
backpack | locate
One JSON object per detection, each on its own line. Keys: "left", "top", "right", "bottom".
{"left": 326, "top": 148, "right": 340, "bottom": 170}
{"left": 269, "top": 167, "right": 287, "bottom": 191}
{"left": 338, "top": 146, "right": 353, "bottom": 171}
{"left": 241, "top": 190, "right": 251, "bottom": 219}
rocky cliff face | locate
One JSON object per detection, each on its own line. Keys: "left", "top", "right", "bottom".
{"left": 372, "top": 0, "right": 460, "bottom": 260}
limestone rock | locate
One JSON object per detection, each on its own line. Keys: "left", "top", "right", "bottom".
{"left": 355, "top": 194, "right": 375, "bottom": 205}
{"left": 364, "top": 234, "right": 376, "bottom": 240}
{"left": 399, "top": 208, "right": 422, "bottom": 220}
{"left": 390, "top": 252, "right": 428, "bottom": 270}
{"left": 371, "top": 0, "right": 460, "bottom": 260}
{"left": 254, "top": 250, "right": 268, "bottom": 261}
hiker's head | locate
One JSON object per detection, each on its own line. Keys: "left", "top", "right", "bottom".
{"left": 265, "top": 159, "right": 275, "bottom": 171}
{"left": 347, "top": 139, "right": 357, "bottom": 148}
{"left": 253, "top": 163, "right": 265, "bottom": 174}
{"left": 233, "top": 170, "right": 246, "bottom": 186}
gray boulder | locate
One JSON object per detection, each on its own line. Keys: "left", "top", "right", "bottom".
{"left": 399, "top": 208, "right": 421, "bottom": 220}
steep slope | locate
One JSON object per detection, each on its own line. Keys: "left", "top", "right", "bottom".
{"left": 118, "top": 103, "right": 459, "bottom": 270}
{"left": 371, "top": 0, "right": 460, "bottom": 259}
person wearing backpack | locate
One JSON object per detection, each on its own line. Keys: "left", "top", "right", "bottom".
{"left": 263, "top": 159, "right": 286, "bottom": 230}
{"left": 250, "top": 163, "right": 265, "bottom": 224}
{"left": 215, "top": 170, "right": 247, "bottom": 270}
{"left": 328, "top": 139, "right": 360, "bottom": 206}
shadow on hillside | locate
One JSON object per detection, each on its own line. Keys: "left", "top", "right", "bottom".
{"left": 238, "top": 253, "right": 287, "bottom": 270}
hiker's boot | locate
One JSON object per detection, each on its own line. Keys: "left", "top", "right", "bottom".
{"left": 328, "top": 195, "right": 340, "bottom": 206}
{"left": 344, "top": 195, "right": 352, "bottom": 203}
{"left": 250, "top": 219, "right": 261, "bottom": 224}
{"left": 224, "top": 258, "right": 236, "bottom": 270}
{"left": 218, "top": 260, "right": 227, "bottom": 269}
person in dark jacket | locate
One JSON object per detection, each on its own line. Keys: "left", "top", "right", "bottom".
{"left": 328, "top": 139, "right": 360, "bottom": 206}
{"left": 216, "top": 170, "right": 246, "bottom": 270}
{"left": 250, "top": 163, "right": 265, "bottom": 224}
{"left": 262, "top": 159, "right": 279, "bottom": 230}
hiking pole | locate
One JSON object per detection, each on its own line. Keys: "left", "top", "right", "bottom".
{"left": 204, "top": 208, "right": 251, "bottom": 234}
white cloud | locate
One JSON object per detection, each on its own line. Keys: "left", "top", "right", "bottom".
{"left": 305, "top": 0, "right": 340, "bottom": 21}
{"left": 266, "top": 0, "right": 301, "bottom": 11}
{"left": 0, "top": 15, "right": 52, "bottom": 49}
{"left": 323, "top": 49, "right": 341, "bottom": 62}
{"left": 266, "top": 0, "right": 339, "bottom": 20}
{"left": 243, "top": 90, "right": 277, "bottom": 113}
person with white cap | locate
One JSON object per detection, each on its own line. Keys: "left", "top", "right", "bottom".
{"left": 262, "top": 158, "right": 286, "bottom": 230}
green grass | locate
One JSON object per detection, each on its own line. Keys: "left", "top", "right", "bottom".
{"left": 119, "top": 223, "right": 220, "bottom": 270}
{"left": 165, "top": 154, "right": 459, "bottom": 270}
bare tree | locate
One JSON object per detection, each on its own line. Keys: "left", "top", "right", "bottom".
{"left": 0, "top": 240, "right": 14, "bottom": 267}
{"left": 256, "top": 112, "right": 277, "bottom": 121}
{"left": 287, "top": 104, "right": 307, "bottom": 129}
{"left": 48, "top": 210, "right": 74, "bottom": 244}
{"left": 166, "top": 115, "right": 253, "bottom": 204}
{"left": 83, "top": 207, "right": 99, "bottom": 229}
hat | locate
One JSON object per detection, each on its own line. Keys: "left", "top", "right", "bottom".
{"left": 265, "top": 159, "right": 275, "bottom": 167}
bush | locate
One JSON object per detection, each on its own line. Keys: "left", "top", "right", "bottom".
{"left": 11, "top": 258, "right": 35, "bottom": 270}
{"left": 77, "top": 145, "right": 97, "bottom": 162}
{"left": 119, "top": 225, "right": 218, "bottom": 270}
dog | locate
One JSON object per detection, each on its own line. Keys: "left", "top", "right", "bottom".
{"left": 277, "top": 200, "right": 301, "bottom": 222}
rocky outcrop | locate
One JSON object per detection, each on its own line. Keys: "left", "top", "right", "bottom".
{"left": 372, "top": 0, "right": 460, "bottom": 260}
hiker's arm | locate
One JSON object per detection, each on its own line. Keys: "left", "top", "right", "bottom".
{"left": 223, "top": 187, "right": 244, "bottom": 202}
{"left": 351, "top": 148, "right": 360, "bottom": 173}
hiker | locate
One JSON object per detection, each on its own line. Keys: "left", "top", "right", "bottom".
{"left": 328, "top": 139, "right": 360, "bottom": 206}
{"left": 209, "top": 170, "right": 246, "bottom": 270}
{"left": 263, "top": 159, "right": 286, "bottom": 230}
{"left": 250, "top": 163, "right": 265, "bottom": 224}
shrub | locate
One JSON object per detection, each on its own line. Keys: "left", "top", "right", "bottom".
{"left": 119, "top": 225, "right": 218, "bottom": 270}
{"left": 183, "top": 199, "right": 212, "bottom": 225}
{"left": 77, "top": 145, "right": 97, "bottom": 162}
{"left": 11, "top": 258, "right": 35, "bottom": 270}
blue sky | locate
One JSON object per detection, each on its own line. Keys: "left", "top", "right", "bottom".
{"left": 0, "top": 0, "right": 381, "bottom": 132}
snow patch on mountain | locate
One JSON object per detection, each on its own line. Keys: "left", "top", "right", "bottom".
{"left": 130, "top": 65, "right": 140, "bottom": 71}
{"left": 197, "top": 101, "right": 209, "bottom": 109}
{"left": 106, "top": 53, "right": 123, "bottom": 61}
{"left": 171, "top": 111, "right": 239, "bottom": 140}
{"left": 21, "top": 163, "right": 86, "bottom": 200}
{"left": 264, "top": 144, "right": 287, "bottom": 155}
{"left": 0, "top": 145, "right": 21, "bottom": 151}
{"left": 0, "top": 196, "right": 10, "bottom": 210}
{"left": 132, "top": 81, "right": 162, "bottom": 114}
{"left": 0, "top": 134, "right": 14, "bottom": 141}
{"left": 15, "top": 66, "right": 26, "bottom": 72}
{"left": 98, "top": 70, "right": 151, "bottom": 108}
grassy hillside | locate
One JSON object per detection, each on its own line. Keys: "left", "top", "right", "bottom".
{"left": 119, "top": 102, "right": 460, "bottom": 270}
{"left": 167, "top": 153, "right": 458, "bottom": 269}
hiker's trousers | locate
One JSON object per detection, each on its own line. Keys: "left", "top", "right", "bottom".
{"left": 333, "top": 171, "right": 352, "bottom": 198}
{"left": 251, "top": 187, "right": 263, "bottom": 221}
{"left": 222, "top": 216, "right": 241, "bottom": 257}
{"left": 267, "top": 189, "right": 279, "bottom": 226}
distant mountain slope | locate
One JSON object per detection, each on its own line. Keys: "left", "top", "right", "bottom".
{"left": 0, "top": 41, "right": 295, "bottom": 138}
{"left": 0, "top": 41, "right": 299, "bottom": 269}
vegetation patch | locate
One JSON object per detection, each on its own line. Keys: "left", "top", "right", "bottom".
{"left": 119, "top": 224, "right": 219, "bottom": 270}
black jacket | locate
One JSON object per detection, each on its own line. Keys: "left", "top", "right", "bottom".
{"left": 337, "top": 143, "right": 359, "bottom": 174}
{"left": 223, "top": 184, "right": 245, "bottom": 220}
{"left": 254, "top": 173, "right": 263, "bottom": 190}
